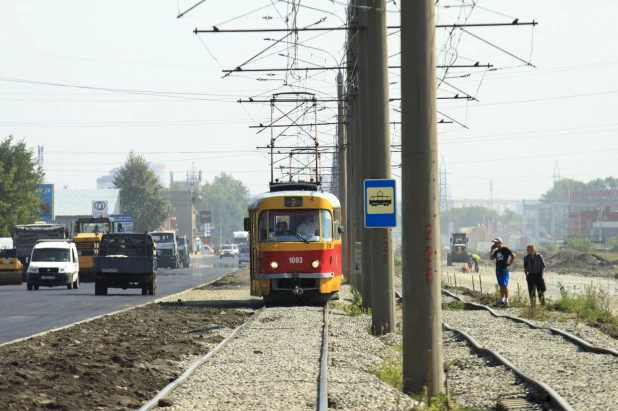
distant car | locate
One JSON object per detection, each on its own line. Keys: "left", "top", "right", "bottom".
{"left": 231, "top": 244, "right": 239, "bottom": 257}
{"left": 219, "top": 244, "right": 235, "bottom": 259}
{"left": 203, "top": 245, "right": 214, "bottom": 255}
{"left": 239, "top": 246, "right": 250, "bottom": 266}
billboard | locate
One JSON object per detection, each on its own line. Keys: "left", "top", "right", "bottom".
{"left": 38, "top": 184, "right": 54, "bottom": 221}
{"left": 569, "top": 190, "right": 618, "bottom": 200}
{"left": 110, "top": 214, "right": 133, "bottom": 233}
{"left": 200, "top": 210, "right": 212, "bottom": 225}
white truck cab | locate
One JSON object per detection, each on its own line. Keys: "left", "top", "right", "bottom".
{"left": 27, "top": 240, "right": 80, "bottom": 290}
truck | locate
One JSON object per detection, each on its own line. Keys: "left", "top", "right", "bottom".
{"left": 72, "top": 217, "right": 114, "bottom": 282}
{"left": 149, "top": 231, "right": 179, "bottom": 269}
{"left": 447, "top": 232, "right": 470, "bottom": 266}
{"left": 13, "top": 223, "right": 67, "bottom": 281}
{"left": 177, "top": 235, "right": 191, "bottom": 268}
{"left": 93, "top": 233, "right": 157, "bottom": 296}
{"left": 233, "top": 231, "right": 249, "bottom": 246}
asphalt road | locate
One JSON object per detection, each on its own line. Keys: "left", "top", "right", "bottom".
{"left": 0, "top": 256, "right": 241, "bottom": 345}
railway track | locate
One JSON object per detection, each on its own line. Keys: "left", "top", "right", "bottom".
{"left": 443, "top": 289, "right": 618, "bottom": 411}
{"left": 139, "top": 304, "right": 330, "bottom": 411}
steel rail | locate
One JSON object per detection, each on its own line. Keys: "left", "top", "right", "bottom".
{"left": 318, "top": 303, "right": 329, "bottom": 411}
{"left": 443, "top": 322, "right": 575, "bottom": 411}
{"left": 138, "top": 308, "right": 264, "bottom": 411}
{"left": 442, "top": 289, "right": 618, "bottom": 357}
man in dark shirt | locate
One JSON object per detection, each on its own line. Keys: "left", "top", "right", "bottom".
{"left": 490, "top": 237, "right": 515, "bottom": 307}
{"left": 524, "top": 244, "right": 547, "bottom": 306}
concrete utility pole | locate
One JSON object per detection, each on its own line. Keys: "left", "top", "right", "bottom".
{"left": 358, "top": 0, "right": 372, "bottom": 309}
{"left": 401, "top": 0, "right": 444, "bottom": 395}
{"left": 337, "top": 71, "right": 348, "bottom": 278}
{"left": 346, "top": 1, "right": 360, "bottom": 290}
{"left": 366, "top": 0, "right": 394, "bottom": 332}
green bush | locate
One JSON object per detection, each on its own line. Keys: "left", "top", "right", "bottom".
{"left": 373, "top": 356, "right": 403, "bottom": 391}
{"left": 608, "top": 237, "right": 618, "bottom": 252}
{"left": 395, "top": 257, "right": 402, "bottom": 275}
{"left": 545, "top": 242, "right": 559, "bottom": 253}
{"left": 343, "top": 288, "right": 371, "bottom": 316}
{"left": 566, "top": 237, "right": 596, "bottom": 253}
{"left": 549, "top": 283, "right": 618, "bottom": 326}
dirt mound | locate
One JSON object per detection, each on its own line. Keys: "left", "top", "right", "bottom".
{"left": 0, "top": 271, "right": 254, "bottom": 410}
{"left": 544, "top": 251, "right": 617, "bottom": 276}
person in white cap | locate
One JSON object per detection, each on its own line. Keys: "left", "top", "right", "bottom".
{"left": 490, "top": 237, "right": 515, "bottom": 307}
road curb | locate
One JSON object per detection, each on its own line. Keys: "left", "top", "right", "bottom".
{"left": 0, "top": 268, "right": 243, "bottom": 349}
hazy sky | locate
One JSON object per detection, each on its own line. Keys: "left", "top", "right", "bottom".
{"left": 1, "top": 0, "right": 616, "bottom": 200}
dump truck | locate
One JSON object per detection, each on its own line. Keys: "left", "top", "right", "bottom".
{"left": 13, "top": 223, "right": 67, "bottom": 281}
{"left": 177, "top": 235, "right": 191, "bottom": 268}
{"left": 93, "top": 233, "right": 157, "bottom": 296}
{"left": 150, "top": 231, "right": 179, "bottom": 269}
{"left": 72, "top": 217, "right": 114, "bottom": 282}
{"left": 0, "top": 246, "right": 23, "bottom": 285}
{"left": 447, "top": 232, "right": 470, "bottom": 266}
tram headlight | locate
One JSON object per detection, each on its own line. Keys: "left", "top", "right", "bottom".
{"left": 311, "top": 260, "right": 320, "bottom": 268}
{"left": 271, "top": 261, "right": 279, "bottom": 269}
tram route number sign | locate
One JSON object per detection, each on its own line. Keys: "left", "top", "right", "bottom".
{"left": 364, "top": 179, "right": 397, "bottom": 228}
{"left": 284, "top": 197, "right": 303, "bottom": 207}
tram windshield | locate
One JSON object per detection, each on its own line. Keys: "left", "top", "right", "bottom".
{"left": 258, "top": 209, "right": 333, "bottom": 243}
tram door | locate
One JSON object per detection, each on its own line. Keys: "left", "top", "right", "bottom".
{"left": 248, "top": 211, "right": 259, "bottom": 295}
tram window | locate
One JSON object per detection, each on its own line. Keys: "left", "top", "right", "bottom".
{"left": 321, "top": 210, "right": 333, "bottom": 242}
{"left": 333, "top": 208, "right": 341, "bottom": 240}
{"left": 258, "top": 212, "right": 268, "bottom": 242}
{"left": 262, "top": 209, "right": 320, "bottom": 242}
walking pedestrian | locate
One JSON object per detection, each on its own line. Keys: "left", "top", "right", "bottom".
{"left": 524, "top": 244, "right": 547, "bottom": 306}
{"left": 490, "top": 237, "right": 515, "bottom": 307}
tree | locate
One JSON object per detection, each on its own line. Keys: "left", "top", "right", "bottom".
{"left": 114, "top": 152, "right": 172, "bottom": 232}
{"left": 440, "top": 205, "right": 521, "bottom": 234}
{"left": 195, "top": 173, "right": 250, "bottom": 244}
{"left": 0, "top": 136, "right": 45, "bottom": 236}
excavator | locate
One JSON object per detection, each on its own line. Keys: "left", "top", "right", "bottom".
{"left": 72, "top": 217, "right": 114, "bottom": 282}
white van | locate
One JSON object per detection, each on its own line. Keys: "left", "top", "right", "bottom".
{"left": 27, "top": 241, "right": 80, "bottom": 290}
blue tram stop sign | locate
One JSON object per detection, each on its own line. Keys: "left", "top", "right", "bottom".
{"left": 364, "top": 179, "right": 397, "bottom": 228}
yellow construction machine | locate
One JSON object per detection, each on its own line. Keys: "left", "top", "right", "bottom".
{"left": 0, "top": 247, "right": 23, "bottom": 285}
{"left": 72, "top": 217, "right": 114, "bottom": 282}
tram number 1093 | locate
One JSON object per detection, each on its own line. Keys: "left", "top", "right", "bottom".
{"left": 289, "top": 257, "right": 303, "bottom": 264}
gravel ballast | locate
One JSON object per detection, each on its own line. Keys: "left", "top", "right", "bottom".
{"left": 444, "top": 309, "right": 618, "bottom": 410}
{"left": 166, "top": 306, "right": 324, "bottom": 410}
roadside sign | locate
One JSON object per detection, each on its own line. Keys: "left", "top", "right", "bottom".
{"left": 92, "top": 200, "right": 109, "bottom": 218}
{"left": 364, "top": 179, "right": 397, "bottom": 228}
{"left": 110, "top": 214, "right": 133, "bottom": 233}
{"left": 38, "top": 184, "right": 54, "bottom": 221}
{"left": 200, "top": 211, "right": 212, "bottom": 225}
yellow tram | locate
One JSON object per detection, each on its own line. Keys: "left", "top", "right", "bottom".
{"left": 245, "top": 183, "right": 343, "bottom": 302}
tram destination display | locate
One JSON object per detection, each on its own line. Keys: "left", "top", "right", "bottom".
{"left": 284, "top": 197, "right": 304, "bottom": 207}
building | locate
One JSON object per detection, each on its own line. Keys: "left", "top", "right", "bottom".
{"left": 568, "top": 190, "right": 618, "bottom": 238}
{"left": 53, "top": 189, "right": 121, "bottom": 232}
{"left": 96, "top": 163, "right": 169, "bottom": 189}
{"left": 522, "top": 201, "right": 569, "bottom": 242}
